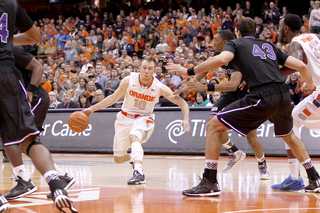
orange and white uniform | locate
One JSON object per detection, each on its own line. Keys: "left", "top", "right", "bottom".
{"left": 113, "top": 73, "right": 162, "bottom": 156}
{"left": 291, "top": 34, "right": 320, "bottom": 136}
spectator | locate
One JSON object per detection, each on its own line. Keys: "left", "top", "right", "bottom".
{"left": 40, "top": 73, "right": 52, "bottom": 93}
{"left": 90, "top": 12, "right": 101, "bottom": 27}
{"left": 79, "top": 46, "right": 92, "bottom": 64}
{"left": 45, "top": 40, "right": 57, "bottom": 56}
{"left": 56, "top": 91, "right": 78, "bottom": 108}
{"left": 85, "top": 80, "right": 96, "bottom": 103}
{"left": 88, "top": 73, "right": 103, "bottom": 90}
{"left": 243, "top": 1, "right": 255, "bottom": 18}
{"left": 211, "top": 91, "right": 222, "bottom": 104}
{"left": 37, "top": 40, "right": 47, "bottom": 57}
{"left": 95, "top": 35, "right": 104, "bottom": 50}
{"left": 48, "top": 91, "right": 61, "bottom": 109}
{"left": 265, "top": 2, "right": 280, "bottom": 27}
{"left": 78, "top": 93, "right": 91, "bottom": 108}
{"left": 143, "top": 42, "right": 152, "bottom": 56}
{"left": 64, "top": 41, "right": 78, "bottom": 63}
{"left": 105, "top": 68, "right": 121, "bottom": 97}
{"left": 91, "top": 47, "right": 103, "bottom": 66}
{"left": 91, "top": 89, "right": 105, "bottom": 105}
{"left": 196, "top": 22, "right": 211, "bottom": 42}
{"left": 309, "top": 1, "right": 320, "bottom": 34}
{"left": 95, "top": 64, "right": 109, "bottom": 92}
{"left": 286, "top": 72, "right": 301, "bottom": 105}
{"left": 119, "top": 49, "right": 132, "bottom": 65}
{"left": 56, "top": 29, "right": 70, "bottom": 50}
{"left": 163, "top": 73, "right": 177, "bottom": 91}
{"left": 72, "top": 77, "right": 87, "bottom": 103}
{"left": 118, "top": 36, "right": 133, "bottom": 56}
{"left": 192, "top": 91, "right": 213, "bottom": 107}
{"left": 221, "top": 14, "right": 233, "bottom": 31}
{"left": 51, "top": 81, "right": 63, "bottom": 101}
{"left": 114, "top": 19, "right": 125, "bottom": 38}
{"left": 155, "top": 36, "right": 168, "bottom": 56}
{"left": 183, "top": 21, "right": 197, "bottom": 47}
{"left": 133, "top": 34, "right": 145, "bottom": 58}
{"left": 65, "top": 80, "right": 75, "bottom": 97}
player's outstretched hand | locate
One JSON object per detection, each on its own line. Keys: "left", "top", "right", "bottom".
{"left": 83, "top": 108, "right": 94, "bottom": 117}
{"left": 173, "top": 85, "right": 193, "bottom": 95}
{"left": 165, "top": 63, "right": 188, "bottom": 75}
{"left": 187, "top": 79, "right": 207, "bottom": 91}
{"left": 181, "top": 120, "right": 191, "bottom": 133}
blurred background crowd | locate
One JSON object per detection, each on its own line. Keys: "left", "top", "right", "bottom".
{"left": 20, "top": 0, "right": 314, "bottom": 109}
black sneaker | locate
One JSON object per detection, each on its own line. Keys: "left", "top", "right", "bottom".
{"left": 47, "top": 173, "right": 76, "bottom": 199}
{"left": 4, "top": 176, "right": 37, "bottom": 200}
{"left": 127, "top": 170, "right": 146, "bottom": 185}
{"left": 0, "top": 194, "right": 11, "bottom": 213}
{"left": 52, "top": 189, "right": 78, "bottom": 213}
{"left": 182, "top": 177, "right": 221, "bottom": 197}
{"left": 305, "top": 177, "right": 320, "bottom": 193}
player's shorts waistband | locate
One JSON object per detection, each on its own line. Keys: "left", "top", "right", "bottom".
{"left": 0, "top": 60, "right": 15, "bottom": 67}
{"left": 121, "top": 110, "right": 140, "bottom": 118}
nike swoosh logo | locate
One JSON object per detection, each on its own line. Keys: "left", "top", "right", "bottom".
{"left": 283, "top": 182, "right": 295, "bottom": 187}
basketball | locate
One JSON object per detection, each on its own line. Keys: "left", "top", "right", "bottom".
{"left": 68, "top": 111, "right": 89, "bottom": 133}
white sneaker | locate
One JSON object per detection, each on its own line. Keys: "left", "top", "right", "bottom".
{"left": 223, "top": 150, "right": 246, "bottom": 173}
{"left": 258, "top": 162, "right": 271, "bottom": 180}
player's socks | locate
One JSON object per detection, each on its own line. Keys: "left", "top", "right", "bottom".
{"left": 288, "top": 158, "right": 300, "bottom": 180}
{"left": 134, "top": 163, "right": 143, "bottom": 175}
{"left": 13, "top": 165, "right": 30, "bottom": 182}
{"left": 54, "top": 163, "right": 66, "bottom": 176}
{"left": 222, "top": 139, "right": 239, "bottom": 153}
{"left": 302, "top": 159, "right": 319, "bottom": 180}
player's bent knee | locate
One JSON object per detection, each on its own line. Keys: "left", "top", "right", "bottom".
{"left": 206, "top": 116, "right": 225, "bottom": 132}
{"left": 114, "top": 155, "right": 126, "bottom": 164}
{"left": 20, "top": 141, "right": 42, "bottom": 156}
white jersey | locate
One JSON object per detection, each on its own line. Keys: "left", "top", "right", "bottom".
{"left": 292, "top": 34, "right": 320, "bottom": 90}
{"left": 122, "top": 72, "right": 162, "bottom": 116}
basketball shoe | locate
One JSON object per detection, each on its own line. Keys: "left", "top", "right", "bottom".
{"left": 305, "top": 177, "right": 320, "bottom": 193}
{"left": 127, "top": 170, "right": 146, "bottom": 185}
{"left": 223, "top": 150, "right": 246, "bottom": 173}
{"left": 258, "top": 162, "right": 271, "bottom": 180}
{"left": 47, "top": 173, "right": 76, "bottom": 199}
{"left": 52, "top": 189, "right": 78, "bottom": 213}
{"left": 4, "top": 176, "right": 37, "bottom": 200}
{"left": 182, "top": 177, "right": 221, "bottom": 197}
{"left": 0, "top": 194, "right": 11, "bottom": 213}
{"left": 271, "top": 175, "right": 305, "bottom": 191}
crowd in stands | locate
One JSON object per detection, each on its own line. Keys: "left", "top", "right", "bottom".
{"left": 22, "top": 0, "right": 314, "bottom": 109}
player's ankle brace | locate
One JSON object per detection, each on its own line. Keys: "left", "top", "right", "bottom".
{"left": 26, "top": 141, "right": 42, "bottom": 156}
{"left": 228, "top": 145, "right": 239, "bottom": 153}
{"left": 204, "top": 168, "right": 217, "bottom": 182}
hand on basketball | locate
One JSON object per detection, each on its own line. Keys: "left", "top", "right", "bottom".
{"left": 165, "top": 63, "right": 188, "bottom": 76}
{"left": 181, "top": 120, "right": 191, "bottom": 132}
{"left": 82, "top": 108, "right": 94, "bottom": 117}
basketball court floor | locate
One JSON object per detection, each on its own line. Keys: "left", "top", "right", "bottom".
{"left": 1, "top": 153, "right": 320, "bottom": 213}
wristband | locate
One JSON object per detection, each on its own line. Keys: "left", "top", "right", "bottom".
{"left": 207, "top": 84, "right": 215, "bottom": 91}
{"left": 26, "top": 84, "right": 37, "bottom": 93}
{"left": 187, "top": 66, "right": 195, "bottom": 76}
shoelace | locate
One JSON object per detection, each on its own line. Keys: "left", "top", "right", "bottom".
{"left": 259, "top": 165, "right": 268, "bottom": 175}
{"left": 227, "top": 154, "right": 237, "bottom": 167}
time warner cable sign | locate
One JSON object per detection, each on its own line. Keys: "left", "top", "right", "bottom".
{"left": 40, "top": 108, "right": 320, "bottom": 156}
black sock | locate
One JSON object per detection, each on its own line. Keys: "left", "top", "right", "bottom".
{"left": 228, "top": 145, "right": 239, "bottom": 153}
{"left": 306, "top": 167, "right": 320, "bottom": 180}
{"left": 48, "top": 179, "right": 63, "bottom": 193}
{"left": 203, "top": 168, "right": 217, "bottom": 183}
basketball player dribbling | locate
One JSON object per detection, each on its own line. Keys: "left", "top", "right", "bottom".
{"left": 83, "top": 56, "right": 191, "bottom": 184}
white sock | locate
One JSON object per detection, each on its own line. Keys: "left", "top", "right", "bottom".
{"left": 54, "top": 163, "right": 66, "bottom": 176}
{"left": 222, "top": 138, "right": 233, "bottom": 149}
{"left": 256, "top": 154, "right": 265, "bottom": 163}
{"left": 134, "top": 163, "right": 143, "bottom": 175}
{"left": 131, "top": 142, "right": 144, "bottom": 174}
{"left": 13, "top": 165, "right": 30, "bottom": 182}
{"left": 43, "top": 170, "right": 59, "bottom": 184}
{"left": 288, "top": 158, "right": 300, "bottom": 180}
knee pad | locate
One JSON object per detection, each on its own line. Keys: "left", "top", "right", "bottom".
{"left": 26, "top": 141, "right": 42, "bottom": 156}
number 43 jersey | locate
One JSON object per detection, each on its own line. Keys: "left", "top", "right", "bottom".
{"left": 292, "top": 34, "right": 320, "bottom": 89}
{"left": 222, "top": 37, "right": 289, "bottom": 89}
{"left": 122, "top": 72, "right": 162, "bottom": 116}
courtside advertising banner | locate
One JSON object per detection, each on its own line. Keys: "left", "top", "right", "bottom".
{"left": 39, "top": 108, "right": 320, "bottom": 156}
